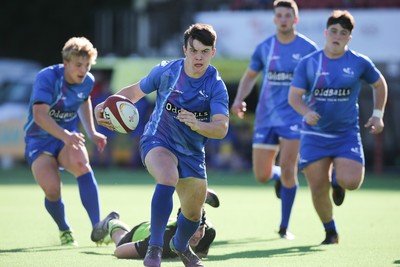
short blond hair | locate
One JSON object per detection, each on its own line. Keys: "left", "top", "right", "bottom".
{"left": 61, "top": 37, "right": 97, "bottom": 64}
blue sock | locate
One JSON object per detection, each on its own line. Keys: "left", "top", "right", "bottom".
{"left": 149, "top": 184, "right": 175, "bottom": 247}
{"left": 331, "top": 169, "right": 339, "bottom": 187}
{"left": 271, "top": 165, "right": 281, "bottom": 181}
{"left": 280, "top": 184, "right": 298, "bottom": 229}
{"left": 323, "top": 220, "right": 337, "bottom": 233}
{"left": 173, "top": 212, "right": 200, "bottom": 252}
{"left": 77, "top": 171, "right": 100, "bottom": 227}
{"left": 45, "top": 198, "right": 70, "bottom": 231}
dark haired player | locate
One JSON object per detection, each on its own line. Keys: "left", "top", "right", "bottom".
{"left": 94, "top": 23, "right": 229, "bottom": 267}
{"left": 231, "top": 0, "right": 318, "bottom": 240}
{"left": 289, "top": 10, "right": 387, "bottom": 244}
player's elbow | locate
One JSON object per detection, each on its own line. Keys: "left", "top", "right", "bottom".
{"left": 215, "top": 121, "right": 229, "bottom": 139}
{"left": 210, "top": 115, "right": 229, "bottom": 139}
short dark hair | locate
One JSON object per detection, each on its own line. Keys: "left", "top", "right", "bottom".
{"left": 184, "top": 23, "right": 217, "bottom": 49}
{"left": 327, "top": 10, "right": 355, "bottom": 32}
{"left": 273, "top": 0, "right": 299, "bottom": 18}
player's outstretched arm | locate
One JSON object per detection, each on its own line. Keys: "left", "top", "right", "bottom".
{"left": 364, "top": 75, "right": 388, "bottom": 134}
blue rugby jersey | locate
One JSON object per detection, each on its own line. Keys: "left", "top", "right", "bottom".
{"left": 250, "top": 33, "right": 318, "bottom": 128}
{"left": 291, "top": 49, "right": 381, "bottom": 134}
{"left": 24, "top": 64, "right": 95, "bottom": 138}
{"left": 139, "top": 59, "right": 229, "bottom": 156}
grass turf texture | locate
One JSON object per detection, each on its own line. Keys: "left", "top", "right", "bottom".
{"left": 1, "top": 166, "right": 399, "bottom": 267}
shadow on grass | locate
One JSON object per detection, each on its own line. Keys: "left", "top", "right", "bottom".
{"left": 0, "top": 245, "right": 110, "bottom": 255}
{"left": 212, "top": 237, "right": 280, "bottom": 247}
{"left": 203, "top": 237, "right": 324, "bottom": 261}
{"left": 210, "top": 244, "right": 323, "bottom": 261}
{"left": 0, "top": 246, "right": 78, "bottom": 254}
{"left": 80, "top": 250, "right": 112, "bottom": 256}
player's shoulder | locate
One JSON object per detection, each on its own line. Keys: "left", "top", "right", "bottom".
{"left": 300, "top": 49, "right": 322, "bottom": 63}
{"left": 148, "top": 58, "right": 183, "bottom": 79}
{"left": 346, "top": 49, "right": 373, "bottom": 63}
{"left": 257, "top": 34, "right": 276, "bottom": 47}
{"left": 296, "top": 33, "right": 319, "bottom": 48}
{"left": 37, "top": 64, "right": 62, "bottom": 79}
{"left": 156, "top": 58, "right": 183, "bottom": 70}
{"left": 206, "top": 64, "right": 220, "bottom": 78}
{"left": 84, "top": 71, "right": 95, "bottom": 85}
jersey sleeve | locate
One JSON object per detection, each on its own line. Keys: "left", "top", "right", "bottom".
{"left": 359, "top": 54, "right": 381, "bottom": 84}
{"left": 249, "top": 43, "right": 265, "bottom": 72}
{"left": 210, "top": 78, "right": 229, "bottom": 118}
{"left": 139, "top": 60, "right": 171, "bottom": 94}
{"left": 31, "top": 70, "right": 56, "bottom": 105}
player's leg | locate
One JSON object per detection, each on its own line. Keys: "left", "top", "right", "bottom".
{"left": 91, "top": 211, "right": 120, "bottom": 244}
{"left": 277, "top": 138, "right": 299, "bottom": 239}
{"left": 175, "top": 178, "right": 207, "bottom": 250}
{"left": 143, "top": 146, "right": 179, "bottom": 267}
{"left": 332, "top": 132, "right": 365, "bottom": 206}
{"left": 334, "top": 158, "right": 364, "bottom": 190}
{"left": 330, "top": 166, "right": 345, "bottom": 206}
{"left": 172, "top": 177, "right": 206, "bottom": 266}
{"left": 332, "top": 158, "right": 364, "bottom": 207}
{"left": 205, "top": 188, "right": 220, "bottom": 208}
{"left": 58, "top": 142, "right": 100, "bottom": 227}
{"left": 32, "top": 154, "right": 76, "bottom": 245}
{"left": 113, "top": 223, "right": 140, "bottom": 259}
{"left": 303, "top": 158, "right": 332, "bottom": 223}
{"left": 114, "top": 242, "right": 142, "bottom": 259}
{"left": 279, "top": 139, "right": 299, "bottom": 188}
{"left": 252, "top": 147, "right": 280, "bottom": 183}
{"left": 145, "top": 146, "right": 179, "bottom": 246}
{"left": 252, "top": 127, "right": 281, "bottom": 183}
{"left": 303, "top": 158, "right": 338, "bottom": 244}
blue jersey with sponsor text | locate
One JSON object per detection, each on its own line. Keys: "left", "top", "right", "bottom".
{"left": 139, "top": 59, "right": 229, "bottom": 156}
{"left": 291, "top": 49, "right": 381, "bottom": 134}
{"left": 24, "top": 64, "right": 95, "bottom": 138}
{"left": 250, "top": 33, "right": 318, "bottom": 128}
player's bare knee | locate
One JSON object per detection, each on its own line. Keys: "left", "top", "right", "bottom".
{"left": 345, "top": 180, "right": 362, "bottom": 190}
{"left": 254, "top": 172, "right": 271, "bottom": 183}
{"left": 339, "top": 176, "right": 363, "bottom": 190}
{"left": 114, "top": 249, "right": 123, "bottom": 259}
{"left": 71, "top": 161, "right": 91, "bottom": 175}
{"left": 44, "top": 190, "right": 61, "bottom": 201}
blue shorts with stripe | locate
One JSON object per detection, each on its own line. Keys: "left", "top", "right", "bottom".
{"left": 298, "top": 131, "right": 365, "bottom": 170}
{"left": 140, "top": 135, "right": 207, "bottom": 179}
{"left": 253, "top": 124, "right": 301, "bottom": 149}
{"left": 25, "top": 136, "right": 64, "bottom": 166}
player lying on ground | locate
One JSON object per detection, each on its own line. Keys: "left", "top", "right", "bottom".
{"left": 91, "top": 188, "right": 219, "bottom": 260}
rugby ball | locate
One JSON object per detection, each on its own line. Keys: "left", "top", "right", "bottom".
{"left": 103, "top": 95, "right": 139, "bottom": 133}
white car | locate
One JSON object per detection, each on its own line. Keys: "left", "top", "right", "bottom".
{"left": 0, "top": 58, "right": 42, "bottom": 168}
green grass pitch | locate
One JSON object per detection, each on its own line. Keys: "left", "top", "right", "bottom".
{"left": 1, "top": 166, "right": 399, "bottom": 267}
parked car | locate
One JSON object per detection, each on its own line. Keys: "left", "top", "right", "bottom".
{"left": 0, "top": 58, "right": 42, "bottom": 168}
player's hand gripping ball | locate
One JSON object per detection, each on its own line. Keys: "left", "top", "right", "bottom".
{"left": 103, "top": 95, "right": 139, "bottom": 133}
